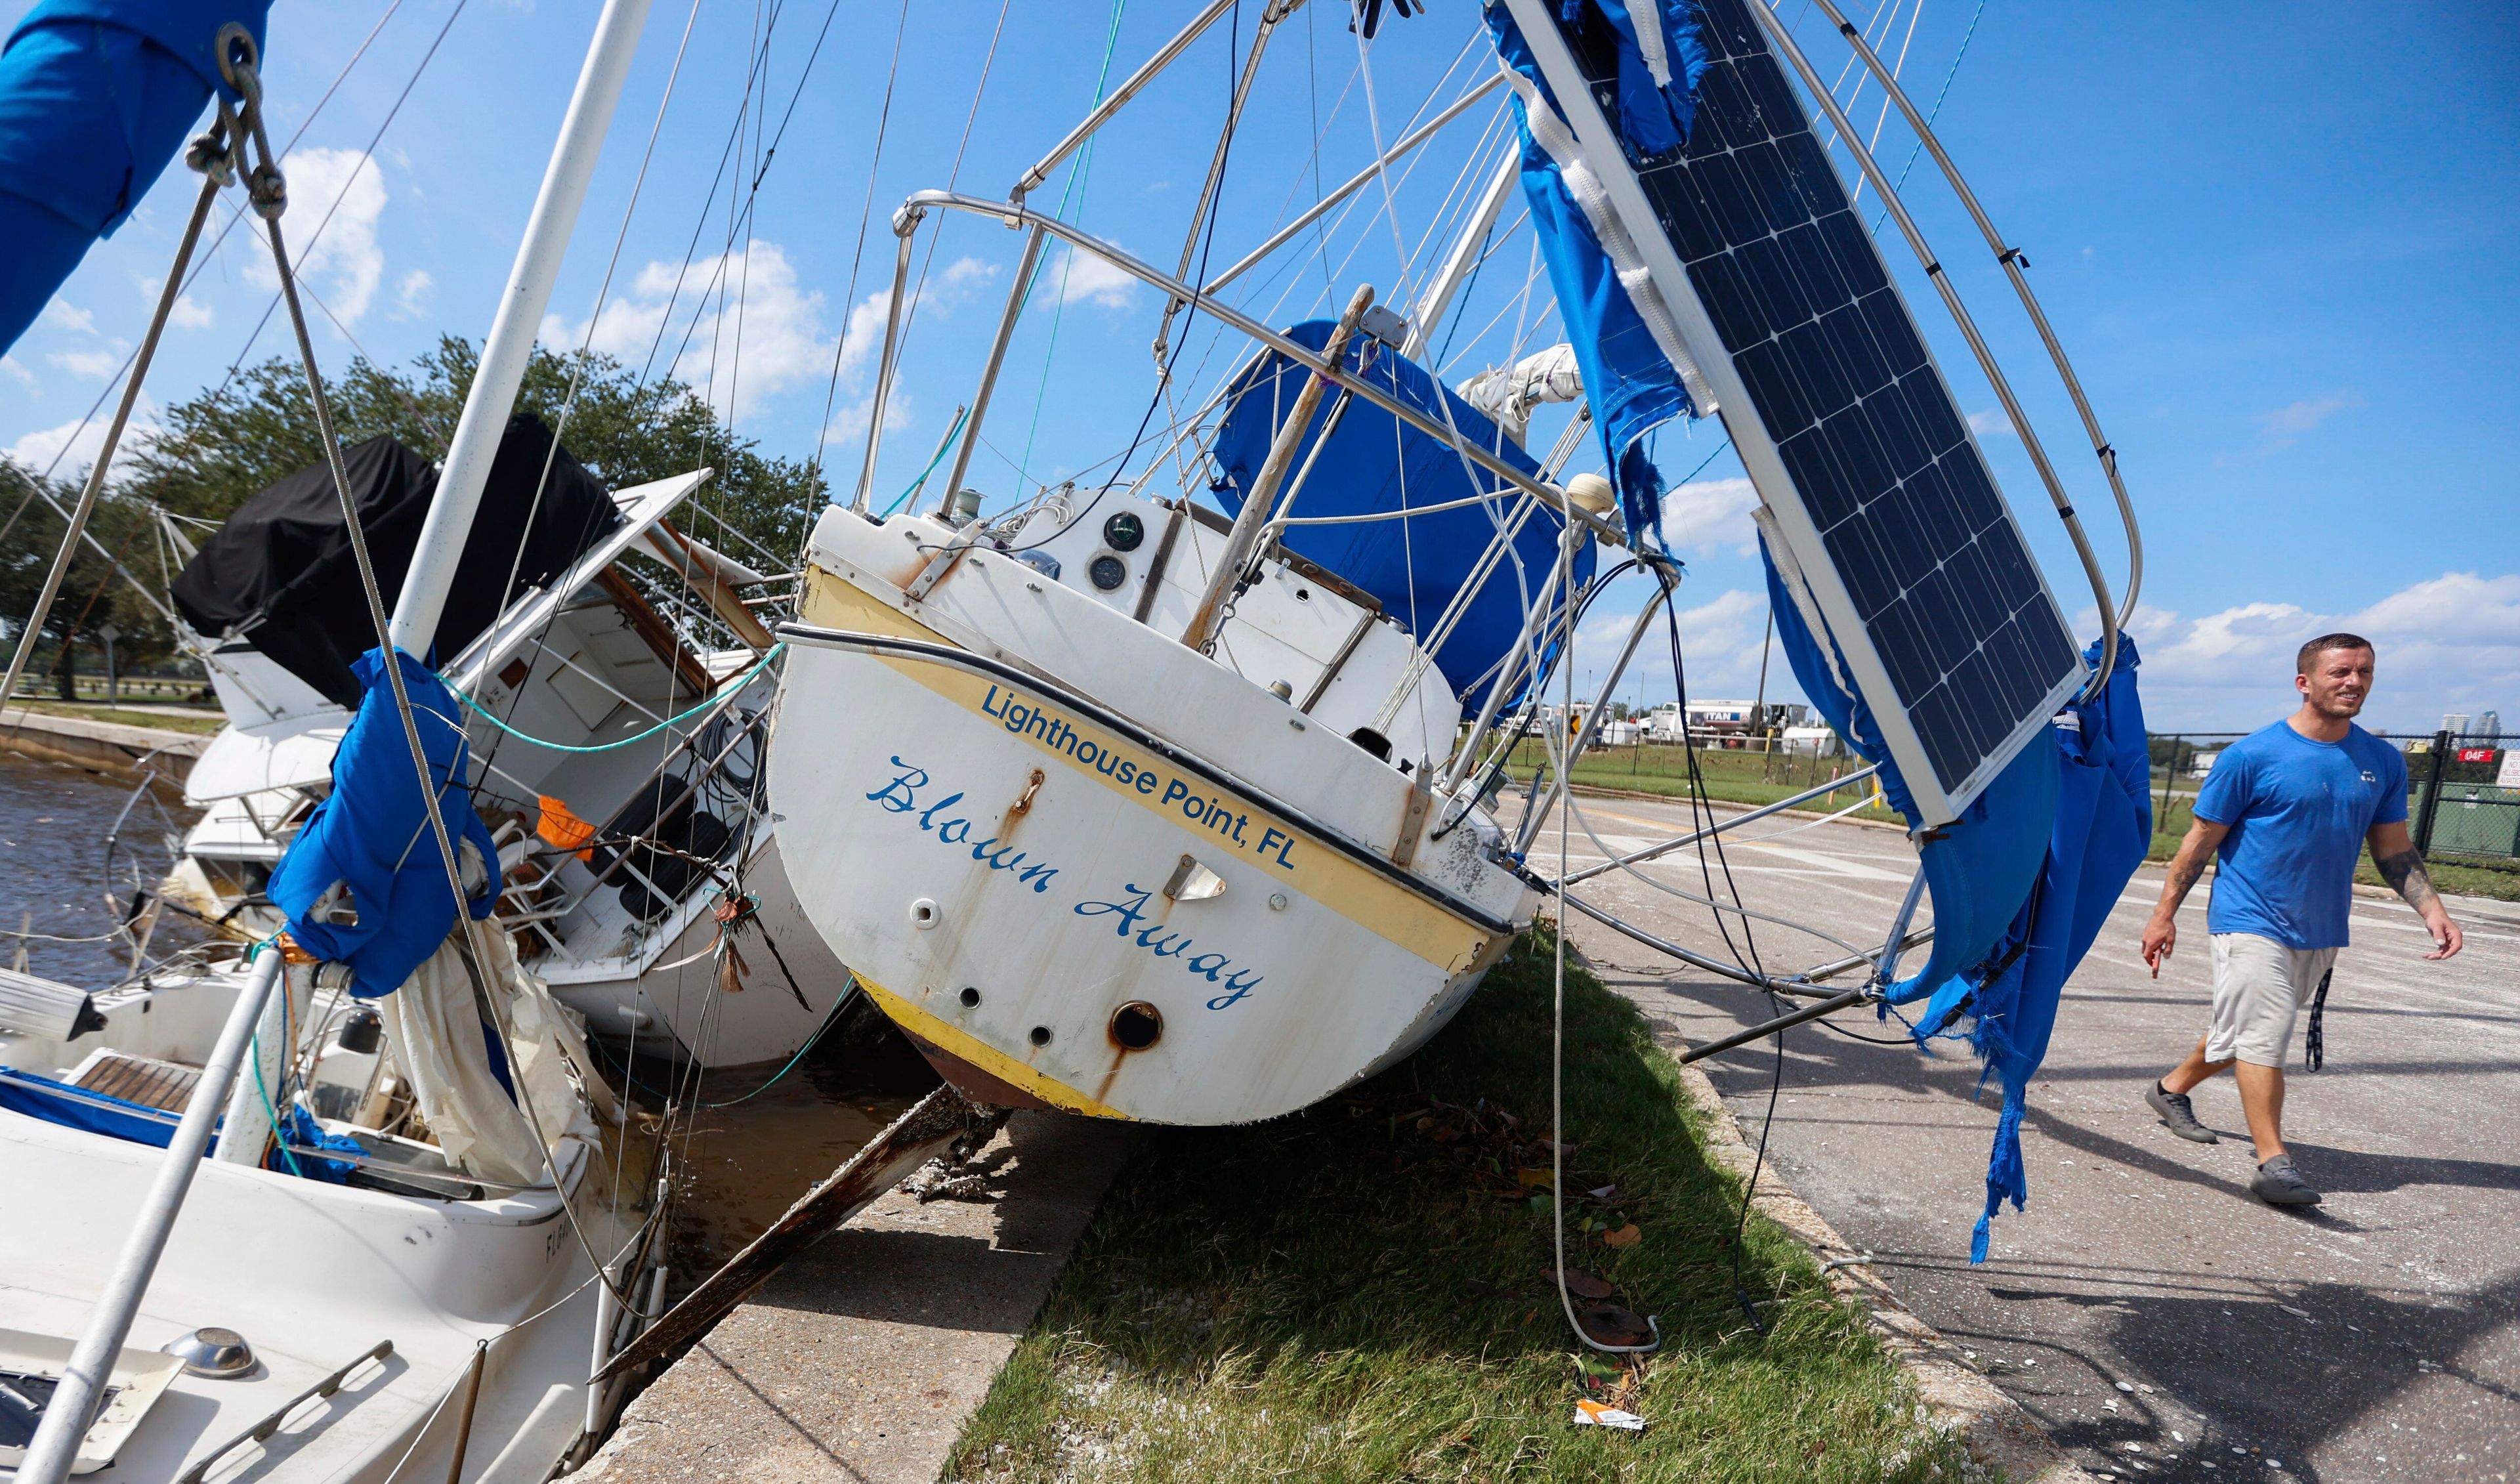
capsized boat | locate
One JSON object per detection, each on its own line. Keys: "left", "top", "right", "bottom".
{"left": 765, "top": 0, "right": 2149, "bottom": 1176}
{"left": 766, "top": 228, "right": 1633, "bottom": 1126}
{"left": 154, "top": 414, "right": 849, "bottom": 1070}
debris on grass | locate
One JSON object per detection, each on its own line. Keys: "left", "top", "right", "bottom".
{"left": 946, "top": 925, "right": 1968, "bottom": 1483}
{"left": 1573, "top": 1398, "right": 1648, "bottom": 1431}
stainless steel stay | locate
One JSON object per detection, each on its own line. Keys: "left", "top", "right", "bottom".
{"left": 1008, "top": 0, "right": 1260, "bottom": 213}
{"left": 1514, "top": 568, "right": 1678, "bottom": 855}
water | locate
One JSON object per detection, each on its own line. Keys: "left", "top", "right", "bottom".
{"left": 0, "top": 751, "right": 203, "bottom": 986}
{"left": 607, "top": 1021, "right": 940, "bottom": 1282}
{"left": 0, "top": 748, "right": 936, "bottom": 1280}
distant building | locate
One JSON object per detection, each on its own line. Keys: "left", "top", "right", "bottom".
{"left": 2443, "top": 712, "right": 2473, "bottom": 736}
{"left": 2189, "top": 750, "right": 2220, "bottom": 778}
{"left": 2481, "top": 710, "right": 2503, "bottom": 741}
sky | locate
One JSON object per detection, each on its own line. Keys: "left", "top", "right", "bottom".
{"left": 4, "top": 0, "right": 2515, "bottom": 737}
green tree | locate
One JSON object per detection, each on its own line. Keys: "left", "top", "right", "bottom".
{"left": 125, "top": 336, "right": 826, "bottom": 557}
{"left": 0, "top": 463, "right": 182, "bottom": 696}
{"left": 2, "top": 338, "right": 827, "bottom": 685}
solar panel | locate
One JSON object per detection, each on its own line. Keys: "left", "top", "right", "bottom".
{"left": 1507, "top": 0, "right": 2082, "bottom": 823}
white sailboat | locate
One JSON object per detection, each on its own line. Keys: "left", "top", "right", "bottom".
{"left": 156, "top": 434, "right": 849, "bottom": 1071}
{"left": 761, "top": 0, "right": 2146, "bottom": 1155}
{"left": 0, "top": 4, "right": 708, "bottom": 1476}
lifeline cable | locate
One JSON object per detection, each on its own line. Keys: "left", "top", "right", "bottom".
{"left": 1658, "top": 584, "right": 1787, "bottom": 1332}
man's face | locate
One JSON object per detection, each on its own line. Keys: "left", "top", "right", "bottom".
{"left": 2297, "top": 646, "right": 2375, "bottom": 719}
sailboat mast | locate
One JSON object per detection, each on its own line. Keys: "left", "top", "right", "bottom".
{"left": 385, "top": 0, "right": 654, "bottom": 656}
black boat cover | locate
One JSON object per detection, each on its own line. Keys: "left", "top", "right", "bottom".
{"left": 171, "top": 415, "right": 624, "bottom": 707}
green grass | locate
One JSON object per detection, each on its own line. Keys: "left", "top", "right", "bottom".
{"left": 947, "top": 927, "right": 1961, "bottom": 1483}
{"left": 2359, "top": 857, "right": 2520, "bottom": 904}
{"left": 3, "top": 699, "right": 227, "bottom": 734}
{"left": 1508, "top": 741, "right": 1904, "bottom": 826}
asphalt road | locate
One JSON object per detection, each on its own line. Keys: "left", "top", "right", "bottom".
{"left": 1530, "top": 787, "right": 2520, "bottom": 1484}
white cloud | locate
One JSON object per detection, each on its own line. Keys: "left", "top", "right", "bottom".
{"left": 48, "top": 348, "right": 121, "bottom": 379}
{"left": 133, "top": 274, "right": 213, "bottom": 329}
{"left": 5, "top": 398, "right": 160, "bottom": 479}
{"left": 1566, "top": 582, "right": 1794, "bottom": 710}
{"left": 1043, "top": 244, "right": 1136, "bottom": 309}
{"left": 826, "top": 255, "right": 1000, "bottom": 384}
{"left": 827, "top": 391, "right": 915, "bottom": 444}
{"left": 2112, "top": 571, "right": 2520, "bottom": 732}
{"left": 1968, "top": 408, "right": 2015, "bottom": 438}
{"left": 394, "top": 269, "right": 433, "bottom": 320}
{"left": 2259, "top": 391, "right": 2361, "bottom": 442}
{"left": 248, "top": 148, "right": 388, "bottom": 325}
{"left": 545, "top": 241, "right": 832, "bottom": 417}
{"left": 1, "top": 356, "right": 32, "bottom": 389}
{"left": 39, "top": 300, "right": 94, "bottom": 335}
{"left": 1660, "top": 477, "right": 1759, "bottom": 554}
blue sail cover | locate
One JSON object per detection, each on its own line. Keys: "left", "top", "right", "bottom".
{"left": 1209, "top": 321, "right": 1591, "bottom": 715}
{"left": 1761, "top": 532, "right": 2056, "bottom": 1005}
{"left": 1905, "top": 637, "right": 2151, "bottom": 1261}
{"left": 1773, "top": 530, "right": 2152, "bottom": 1259}
{"left": 1486, "top": 0, "right": 1710, "bottom": 541}
{"left": 0, "top": 0, "right": 272, "bottom": 354}
{"left": 268, "top": 647, "right": 500, "bottom": 998}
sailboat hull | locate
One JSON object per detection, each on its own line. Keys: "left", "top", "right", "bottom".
{"left": 769, "top": 559, "right": 1529, "bottom": 1126}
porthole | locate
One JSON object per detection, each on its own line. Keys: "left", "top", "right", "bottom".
{"left": 1102, "top": 511, "right": 1146, "bottom": 551}
{"left": 1110, "top": 1002, "right": 1163, "bottom": 1051}
{"left": 959, "top": 986, "right": 982, "bottom": 1008}
{"left": 1028, "top": 1025, "right": 1055, "bottom": 1047}
{"left": 1089, "top": 554, "right": 1128, "bottom": 591}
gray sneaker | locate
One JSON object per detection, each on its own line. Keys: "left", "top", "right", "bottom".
{"left": 2146, "top": 1082, "right": 2219, "bottom": 1143}
{"left": 2250, "top": 1155, "right": 2323, "bottom": 1207}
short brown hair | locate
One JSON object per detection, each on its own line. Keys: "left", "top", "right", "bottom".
{"left": 2296, "top": 632, "right": 2372, "bottom": 676}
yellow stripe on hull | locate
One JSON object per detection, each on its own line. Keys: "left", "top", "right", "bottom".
{"left": 854, "top": 975, "right": 1131, "bottom": 1121}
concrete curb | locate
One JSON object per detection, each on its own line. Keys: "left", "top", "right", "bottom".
{"left": 1619, "top": 954, "right": 2101, "bottom": 1484}
{"left": 0, "top": 706, "right": 205, "bottom": 782}
{"left": 574, "top": 1110, "right": 1141, "bottom": 1483}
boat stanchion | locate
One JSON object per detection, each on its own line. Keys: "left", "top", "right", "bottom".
{"left": 1678, "top": 985, "right": 1878, "bottom": 1065}
{"left": 443, "top": 1340, "right": 488, "bottom": 1484}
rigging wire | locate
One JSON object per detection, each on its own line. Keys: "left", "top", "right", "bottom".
{"left": 24, "top": 0, "right": 421, "bottom": 488}
{"left": 1872, "top": 0, "right": 1986, "bottom": 230}
{"left": 805, "top": 0, "right": 919, "bottom": 498}
{"left": 1011, "top": 0, "right": 1140, "bottom": 493}
{"left": 198, "top": 0, "right": 478, "bottom": 414}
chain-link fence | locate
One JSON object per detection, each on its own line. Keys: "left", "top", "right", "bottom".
{"left": 2149, "top": 730, "right": 2518, "bottom": 872}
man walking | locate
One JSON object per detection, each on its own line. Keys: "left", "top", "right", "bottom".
{"left": 2139, "top": 633, "right": 2462, "bottom": 1206}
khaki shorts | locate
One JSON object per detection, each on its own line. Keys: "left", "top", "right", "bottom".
{"left": 2206, "top": 933, "right": 2338, "bottom": 1067}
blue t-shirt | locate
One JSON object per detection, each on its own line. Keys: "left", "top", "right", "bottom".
{"left": 2194, "top": 721, "right": 2408, "bottom": 950}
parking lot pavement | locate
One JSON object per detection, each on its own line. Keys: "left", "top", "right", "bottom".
{"left": 1536, "top": 788, "right": 2520, "bottom": 1483}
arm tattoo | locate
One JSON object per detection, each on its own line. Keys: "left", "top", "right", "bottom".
{"left": 2160, "top": 845, "right": 2211, "bottom": 910}
{"left": 2377, "top": 848, "right": 2440, "bottom": 914}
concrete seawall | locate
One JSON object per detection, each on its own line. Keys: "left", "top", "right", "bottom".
{"left": 0, "top": 706, "right": 205, "bottom": 784}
